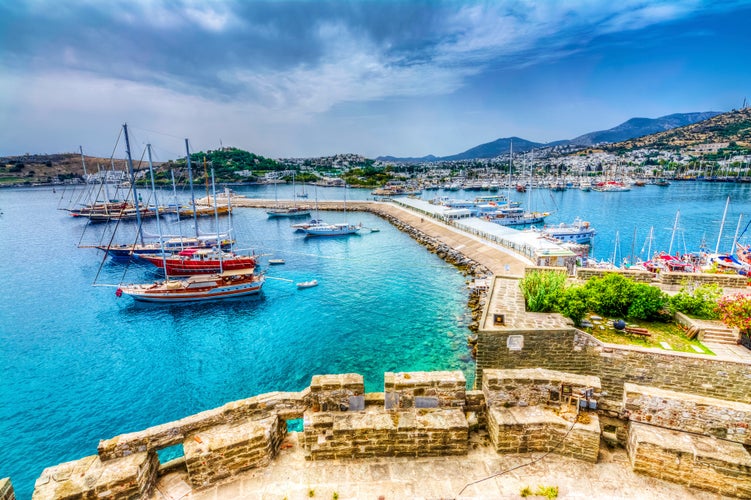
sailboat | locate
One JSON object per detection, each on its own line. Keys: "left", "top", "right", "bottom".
{"left": 486, "top": 146, "right": 550, "bottom": 226}
{"left": 116, "top": 138, "right": 264, "bottom": 303}
{"left": 303, "top": 183, "right": 361, "bottom": 236}
{"left": 267, "top": 172, "right": 311, "bottom": 218}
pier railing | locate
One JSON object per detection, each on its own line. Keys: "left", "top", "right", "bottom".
{"left": 389, "top": 198, "right": 538, "bottom": 263}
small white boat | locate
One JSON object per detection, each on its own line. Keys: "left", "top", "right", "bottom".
{"left": 268, "top": 259, "right": 285, "bottom": 265}
{"left": 296, "top": 279, "right": 318, "bottom": 289}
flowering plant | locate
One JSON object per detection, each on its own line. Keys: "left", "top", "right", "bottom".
{"left": 716, "top": 293, "right": 751, "bottom": 335}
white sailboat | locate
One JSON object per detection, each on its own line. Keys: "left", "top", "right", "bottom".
{"left": 267, "top": 172, "right": 311, "bottom": 218}
{"left": 303, "top": 183, "right": 361, "bottom": 237}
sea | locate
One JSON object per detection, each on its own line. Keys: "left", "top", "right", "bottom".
{"left": 0, "top": 180, "right": 749, "bottom": 498}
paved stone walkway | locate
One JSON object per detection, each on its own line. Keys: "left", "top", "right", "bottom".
{"left": 150, "top": 431, "right": 725, "bottom": 500}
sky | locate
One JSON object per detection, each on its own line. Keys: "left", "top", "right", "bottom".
{"left": 1, "top": 0, "right": 750, "bottom": 160}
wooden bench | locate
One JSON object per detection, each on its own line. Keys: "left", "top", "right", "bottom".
{"left": 624, "top": 327, "right": 651, "bottom": 338}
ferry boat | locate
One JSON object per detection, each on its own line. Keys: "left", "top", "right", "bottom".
{"left": 303, "top": 222, "right": 361, "bottom": 237}
{"left": 538, "top": 218, "right": 596, "bottom": 244}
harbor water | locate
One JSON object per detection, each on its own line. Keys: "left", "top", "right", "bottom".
{"left": 0, "top": 180, "right": 749, "bottom": 498}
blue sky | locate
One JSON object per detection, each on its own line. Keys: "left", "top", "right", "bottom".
{"left": 1, "top": 1, "right": 749, "bottom": 160}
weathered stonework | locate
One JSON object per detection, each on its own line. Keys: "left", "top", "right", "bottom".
{"left": 97, "top": 390, "right": 307, "bottom": 461}
{"left": 627, "top": 421, "right": 751, "bottom": 498}
{"left": 482, "top": 368, "right": 601, "bottom": 408}
{"left": 575, "top": 267, "right": 655, "bottom": 283}
{"left": 0, "top": 478, "right": 14, "bottom": 500}
{"left": 487, "top": 406, "right": 601, "bottom": 463}
{"left": 383, "top": 370, "right": 466, "bottom": 409}
{"left": 624, "top": 383, "right": 751, "bottom": 445}
{"left": 659, "top": 271, "right": 748, "bottom": 288}
{"left": 302, "top": 408, "right": 468, "bottom": 460}
{"left": 309, "top": 373, "right": 364, "bottom": 412}
{"left": 183, "top": 415, "right": 286, "bottom": 490}
{"left": 32, "top": 452, "right": 158, "bottom": 500}
{"left": 475, "top": 328, "right": 751, "bottom": 412}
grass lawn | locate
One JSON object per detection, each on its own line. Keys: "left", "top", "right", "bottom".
{"left": 580, "top": 315, "right": 714, "bottom": 355}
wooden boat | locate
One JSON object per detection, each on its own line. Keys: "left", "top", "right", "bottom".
{"left": 138, "top": 248, "right": 257, "bottom": 276}
{"left": 117, "top": 270, "right": 264, "bottom": 302}
{"left": 91, "top": 236, "right": 234, "bottom": 261}
{"left": 296, "top": 279, "right": 318, "bottom": 289}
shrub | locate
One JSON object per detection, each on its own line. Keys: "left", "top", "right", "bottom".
{"left": 556, "top": 285, "right": 590, "bottom": 325}
{"left": 717, "top": 293, "right": 751, "bottom": 334}
{"left": 520, "top": 270, "right": 567, "bottom": 312}
{"left": 671, "top": 283, "right": 722, "bottom": 319}
{"left": 583, "top": 273, "right": 635, "bottom": 317}
{"left": 627, "top": 283, "right": 673, "bottom": 320}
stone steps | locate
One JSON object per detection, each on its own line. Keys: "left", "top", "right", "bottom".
{"left": 702, "top": 327, "right": 738, "bottom": 344}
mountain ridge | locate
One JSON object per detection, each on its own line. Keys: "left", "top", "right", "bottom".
{"left": 377, "top": 111, "right": 723, "bottom": 162}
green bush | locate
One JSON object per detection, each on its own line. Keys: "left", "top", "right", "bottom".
{"left": 627, "top": 283, "right": 673, "bottom": 320}
{"left": 519, "top": 270, "right": 567, "bottom": 312}
{"left": 671, "top": 283, "right": 722, "bottom": 319}
{"left": 556, "top": 286, "right": 590, "bottom": 325}
{"left": 584, "top": 273, "right": 635, "bottom": 317}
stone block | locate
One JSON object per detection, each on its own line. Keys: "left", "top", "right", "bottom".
{"left": 627, "top": 421, "right": 751, "bottom": 498}
{"left": 32, "top": 452, "right": 158, "bottom": 500}
{"left": 487, "top": 406, "right": 600, "bottom": 463}
{"left": 384, "top": 371, "right": 466, "bottom": 409}
{"left": 0, "top": 478, "right": 14, "bottom": 500}
{"left": 309, "top": 373, "right": 364, "bottom": 412}
{"left": 483, "top": 368, "right": 600, "bottom": 408}
{"left": 303, "top": 408, "right": 468, "bottom": 460}
{"left": 624, "top": 383, "right": 751, "bottom": 445}
{"left": 183, "top": 415, "right": 285, "bottom": 490}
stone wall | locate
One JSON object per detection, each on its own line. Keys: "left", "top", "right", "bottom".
{"left": 303, "top": 408, "right": 468, "bottom": 460}
{"left": 32, "top": 452, "right": 159, "bottom": 500}
{"left": 575, "top": 268, "right": 655, "bottom": 283}
{"left": 98, "top": 390, "right": 307, "bottom": 461}
{"left": 0, "top": 478, "right": 14, "bottom": 500}
{"left": 487, "top": 406, "right": 601, "bottom": 463}
{"left": 183, "top": 415, "right": 286, "bottom": 489}
{"left": 475, "top": 328, "right": 751, "bottom": 411}
{"left": 627, "top": 422, "right": 751, "bottom": 498}
{"left": 309, "top": 373, "right": 364, "bottom": 412}
{"left": 623, "top": 383, "right": 751, "bottom": 445}
{"left": 481, "top": 368, "right": 601, "bottom": 408}
{"left": 659, "top": 271, "right": 748, "bottom": 288}
{"left": 383, "top": 371, "right": 466, "bottom": 409}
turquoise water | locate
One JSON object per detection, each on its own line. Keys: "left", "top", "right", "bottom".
{"left": 0, "top": 186, "right": 473, "bottom": 498}
{"left": 1, "top": 181, "right": 749, "bottom": 498}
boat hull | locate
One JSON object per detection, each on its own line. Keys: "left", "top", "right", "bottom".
{"left": 119, "top": 275, "right": 264, "bottom": 303}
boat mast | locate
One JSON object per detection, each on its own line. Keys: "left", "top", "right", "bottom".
{"left": 210, "top": 167, "right": 223, "bottom": 274}
{"left": 715, "top": 196, "right": 730, "bottom": 253}
{"left": 123, "top": 123, "right": 144, "bottom": 244}
{"left": 185, "top": 139, "right": 199, "bottom": 238}
{"left": 170, "top": 168, "right": 185, "bottom": 248}
{"left": 147, "top": 144, "right": 168, "bottom": 277}
{"left": 732, "top": 214, "right": 744, "bottom": 254}
{"left": 79, "top": 146, "right": 88, "bottom": 180}
{"left": 668, "top": 210, "right": 680, "bottom": 255}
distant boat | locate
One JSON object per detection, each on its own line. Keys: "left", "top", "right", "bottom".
{"left": 538, "top": 218, "right": 596, "bottom": 244}
{"left": 297, "top": 279, "right": 318, "bottom": 289}
{"left": 91, "top": 235, "right": 234, "bottom": 261}
{"left": 654, "top": 178, "right": 671, "bottom": 187}
{"left": 291, "top": 218, "right": 326, "bottom": 232}
{"left": 268, "top": 172, "right": 310, "bottom": 218}
{"left": 304, "top": 222, "right": 362, "bottom": 236}
{"left": 268, "top": 258, "right": 285, "bottom": 265}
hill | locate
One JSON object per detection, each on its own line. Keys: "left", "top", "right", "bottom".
{"left": 568, "top": 112, "right": 721, "bottom": 146}
{"left": 0, "top": 153, "right": 129, "bottom": 186}
{"left": 604, "top": 108, "right": 751, "bottom": 151}
{"left": 378, "top": 111, "right": 721, "bottom": 162}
